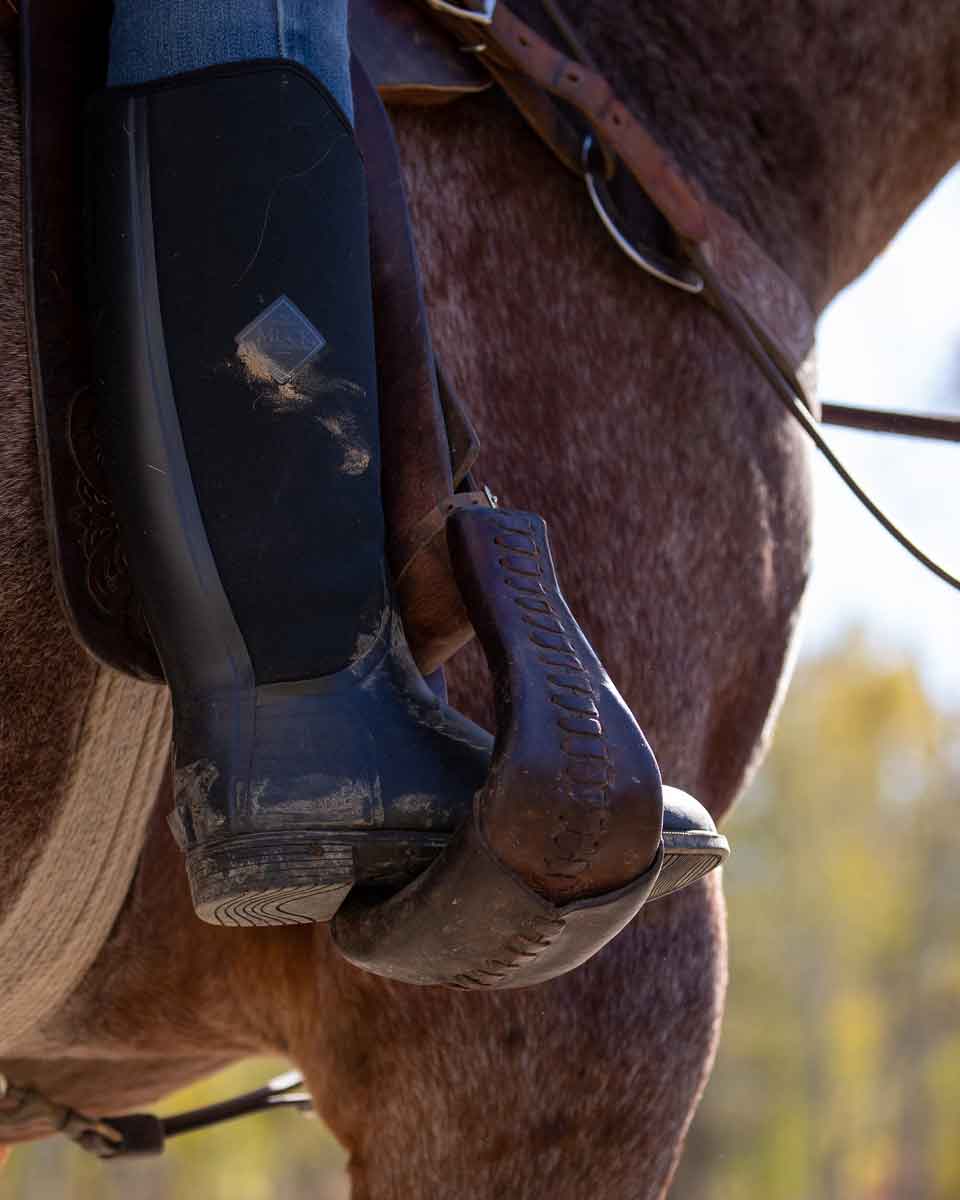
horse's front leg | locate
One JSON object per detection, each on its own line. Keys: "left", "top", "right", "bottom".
{"left": 297, "top": 877, "right": 725, "bottom": 1199}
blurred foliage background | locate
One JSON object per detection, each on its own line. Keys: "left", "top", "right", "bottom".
{"left": 675, "top": 635, "right": 960, "bottom": 1200}
{"left": 3, "top": 633, "right": 958, "bottom": 1198}
{"left": 0, "top": 1058, "right": 349, "bottom": 1200}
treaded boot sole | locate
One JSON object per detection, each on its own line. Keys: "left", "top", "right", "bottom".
{"left": 649, "top": 828, "right": 730, "bottom": 901}
{"left": 187, "top": 830, "right": 451, "bottom": 927}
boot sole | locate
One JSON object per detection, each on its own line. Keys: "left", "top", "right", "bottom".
{"left": 650, "top": 828, "right": 730, "bottom": 901}
{"left": 188, "top": 825, "right": 729, "bottom": 926}
{"left": 187, "top": 830, "right": 450, "bottom": 927}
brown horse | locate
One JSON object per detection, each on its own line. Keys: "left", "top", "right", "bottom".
{"left": 2, "top": 1, "right": 958, "bottom": 1195}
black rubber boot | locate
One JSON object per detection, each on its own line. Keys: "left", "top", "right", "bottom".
{"left": 85, "top": 61, "right": 489, "bottom": 926}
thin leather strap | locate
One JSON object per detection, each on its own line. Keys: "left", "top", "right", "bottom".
{"left": 394, "top": 490, "right": 492, "bottom": 583}
{"left": 821, "top": 404, "right": 960, "bottom": 443}
{"left": 689, "top": 245, "right": 960, "bottom": 593}
{"left": 424, "top": 0, "right": 708, "bottom": 238}
{"left": 478, "top": 55, "right": 586, "bottom": 174}
{"left": 0, "top": 1070, "right": 311, "bottom": 1158}
{"left": 436, "top": 361, "right": 482, "bottom": 486}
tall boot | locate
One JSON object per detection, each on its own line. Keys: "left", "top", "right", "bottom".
{"left": 85, "top": 60, "right": 489, "bottom": 926}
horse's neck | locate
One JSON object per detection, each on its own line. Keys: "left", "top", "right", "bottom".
{"left": 566, "top": 0, "right": 960, "bottom": 308}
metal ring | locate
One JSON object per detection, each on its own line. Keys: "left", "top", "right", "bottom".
{"left": 581, "top": 136, "right": 704, "bottom": 295}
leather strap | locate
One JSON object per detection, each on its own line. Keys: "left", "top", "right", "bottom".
{"left": 418, "top": 0, "right": 815, "bottom": 379}
{"left": 689, "top": 245, "right": 960, "bottom": 591}
{"left": 423, "top": 0, "right": 707, "bottom": 239}
{"left": 437, "top": 362, "right": 482, "bottom": 486}
{"left": 415, "top": 1, "right": 960, "bottom": 591}
{"left": 821, "top": 404, "right": 960, "bottom": 443}
{"left": 0, "top": 1070, "right": 310, "bottom": 1158}
{"left": 394, "top": 490, "right": 492, "bottom": 584}
{"left": 354, "top": 58, "right": 484, "bottom": 673}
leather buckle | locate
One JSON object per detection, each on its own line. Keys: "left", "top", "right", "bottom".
{"left": 426, "top": 0, "right": 497, "bottom": 25}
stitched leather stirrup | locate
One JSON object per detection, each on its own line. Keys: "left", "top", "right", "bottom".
{"left": 85, "top": 61, "right": 492, "bottom": 926}
{"left": 332, "top": 509, "right": 728, "bottom": 987}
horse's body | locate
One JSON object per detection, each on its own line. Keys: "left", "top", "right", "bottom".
{"left": 1, "top": 3, "right": 958, "bottom": 1195}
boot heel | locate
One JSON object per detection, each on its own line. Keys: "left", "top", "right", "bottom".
{"left": 186, "top": 833, "right": 355, "bottom": 927}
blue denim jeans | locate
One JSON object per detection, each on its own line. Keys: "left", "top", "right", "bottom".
{"left": 108, "top": 0, "right": 353, "bottom": 121}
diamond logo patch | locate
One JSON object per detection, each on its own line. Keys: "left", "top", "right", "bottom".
{"left": 234, "top": 295, "right": 326, "bottom": 384}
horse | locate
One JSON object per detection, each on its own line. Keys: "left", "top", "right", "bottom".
{"left": 1, "top": 1, "right": 958, "bottom": 1195}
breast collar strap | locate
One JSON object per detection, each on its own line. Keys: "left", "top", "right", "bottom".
{"left": 419, "top": 0, "right": 960, "bottom": 593}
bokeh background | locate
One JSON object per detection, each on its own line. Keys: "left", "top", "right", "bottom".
{"left": 3, "top": 167, "right": 958, "bottom": 1200}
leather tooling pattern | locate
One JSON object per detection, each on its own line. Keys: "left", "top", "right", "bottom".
{"left": 494, "top": 515, "right": 612, "bottom": 893}
{"left": 448, "top": 913, "right": 565, "bottom": 989}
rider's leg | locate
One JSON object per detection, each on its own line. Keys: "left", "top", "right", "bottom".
{"left": 87, "top": 1, "right": 490, "bottom": 926}
{"left": 88, "top": 0, "right": 725, "bottom": 938}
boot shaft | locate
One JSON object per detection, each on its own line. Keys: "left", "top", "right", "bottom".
{"left": 87, "top": 62, "right": 385, "bottom": 690}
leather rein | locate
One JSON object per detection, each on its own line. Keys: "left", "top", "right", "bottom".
{"left": 4, "top": 0, "right": 959, "bottom": 1167}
